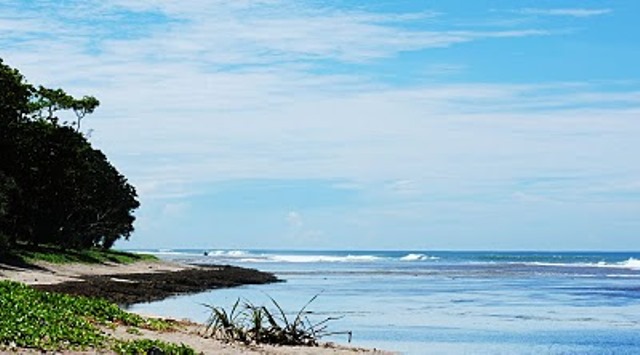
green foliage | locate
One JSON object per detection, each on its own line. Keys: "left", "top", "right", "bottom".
{"left": 204, "top": 295, "right": 352, "bottom": 346}
{"left": 0, "top": 58, "right": 139, "bottom": 250}
{"left": 28, "top": 86, "right": 100, "bottom": 131}
{"left": 113, "top": 339, "right": 196, "bottom": 355}
{"left": 126, "top": 327, "right": 143, "bottom": 335}
{"left": 0, "top": 281, "right": 110, "bottom": 350}
{"left": 10, "top": 244, "right": 157, "bottom": 265}
{"left": 0, "top": 281, "right": 187, "bottom": 352}
{"left": 205, "top": 298, "right": 246, "bottom": 341}
{"left": 0, "top": 59, "right": 32, "bottom": 122}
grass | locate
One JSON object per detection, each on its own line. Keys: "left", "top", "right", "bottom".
{"left": 0, "top": 280, "right": 194, "bottom": 354}
{"left": 1, "top": 244, "right": 157, "bottom": 265}
{"left": 204, "top": 294, "right": 352, "bottom": 346}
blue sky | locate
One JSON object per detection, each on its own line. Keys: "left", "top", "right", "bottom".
{"left": 2, "top": 0, "right": 639, "bottom": 250}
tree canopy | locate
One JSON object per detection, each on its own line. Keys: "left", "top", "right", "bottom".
{"left": 0, "top": 58, "right": 139, "bottom": 250}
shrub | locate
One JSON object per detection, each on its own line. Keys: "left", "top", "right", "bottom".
{"left": 204, "top": 294, "right": 352, "bottom": 346}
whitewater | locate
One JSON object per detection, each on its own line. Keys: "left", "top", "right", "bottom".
{"left": 128, "top": 250, "right": 640, "bottom": 354}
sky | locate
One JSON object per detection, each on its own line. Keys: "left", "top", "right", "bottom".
{"left": 1, "top": 0, "right": 639, "bottom": 250}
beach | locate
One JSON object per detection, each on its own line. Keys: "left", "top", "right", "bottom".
{"left": 0, "top": 257, "right": 392, "bottom": 354}
{"left": 130, "top": 249, "right": 640, "bottom": 355}
{"left": 4, "top": 250, "right": 640, "bottom": 354}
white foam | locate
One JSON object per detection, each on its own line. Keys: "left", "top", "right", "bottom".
{"left": 149, "top": 250, "right": 201, "bottom": 256}
{"left": 605, "top": 274, "right": 640, "bottom": 278}
{"left": 271, "top": 254, "right": 381, "bottom": 263}
{"left": 207, "top": 250, "right": 249, "bottom": 258}
{"left": 617, "top": 258, "right": 640, "bottom": 270}
{"left": 237, "top": 258, "right": 273, "bottom": 263}
{"left": 202, "top": 251, "right": 381, "bottom": 263}
{"left": 400, "top": 253, "right": 439, "bottom": 261}
{"left": 522, "top": 258, "right": 640, "bottom": 270}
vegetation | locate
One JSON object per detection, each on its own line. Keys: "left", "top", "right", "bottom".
{"left": 0, "top": 60, "right": 191, "bottom": 354}
{"left": 113, "top": 339, "right": 196, "bottom": 355}
{"left": 204, "top": 295, "right": 352, "bottom": 346}
{"left": 0, "top": 58, "right": 139, "bottom": 251}
{"left": 0, "top": 280, "right": 193, "bottom": 353}
{"left": 4, "top": 244, "right": 157, "bottom": 264}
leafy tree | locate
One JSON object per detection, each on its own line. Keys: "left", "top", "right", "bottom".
{"left": 0, "top": 58, "right": 28, "bottom": 248}
{"left": 0, "top": 59, "right": 32, "bottom": 124}
{"left": 28, "top": 86, "right": 100, "bottom": 131}
{"left": 0, "top": 58, "right": 139, "bottom": 250}
{"left": 0, "top": 172, "right": 17, "bottom": 252}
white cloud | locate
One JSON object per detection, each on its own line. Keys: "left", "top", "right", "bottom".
{"left": 162, "top": 202, "right": 189, "bottom": 217}
{"left": 287, "top": 211, "right": 303, "bottom": 228}
{"left": 386, "top": 180, "right": 424, "bottom": 197}
{"left": 74, "top": 80, "right": 639, "bottom": 202}
{"left": 284, "top": 210, "right": 325, "bottom": 245}
{"left": 517, "top": 8, "right": 612, "bottom": 18}
{"left": 512, "top": 191, "right": 552, "bottom": 203}
{"left": 2, "top": 1, "right": 637, "bottom": 207}
{"left": 4, "top": 1, "right": 637, "bottom": 249}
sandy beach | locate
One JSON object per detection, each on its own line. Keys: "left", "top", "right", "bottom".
{"left": 0, "top": 258, "right": 392, "bottom": 354}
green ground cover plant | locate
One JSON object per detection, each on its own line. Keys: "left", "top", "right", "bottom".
{"left": 112, "top": 339, "right": 196, "bottom": 355}
{"left": 0, "top": 281, "right": 192, "bottom": 353}
{"left": 1, "top": 244, "right": 157, "bottom": 265}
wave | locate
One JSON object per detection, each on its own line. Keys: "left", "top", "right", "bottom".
{"left": 199, "top": 251, "right": 444, "bottom": 263}
{"left": 136, "top": 249, "right": 640, "bottom": 270}
{"left": 616, "top": 258, "right": 640, "bottom": 270}
{"left": 270, "top": 254, "right": 381, "bottom": 263}
{"left": 521, "top": 258, "right": 640, "bottom": 270}
{"left": 207, "top": 250, "right": 249, "bottom": 257}
{"left": 201, "top": 250, "right": 383, "bottom": 263}
{"left": 400, "top": 253, "right": 439, "bottom": 261}
{"left": 133, "top": 249, "right": 203, "bottom": 256}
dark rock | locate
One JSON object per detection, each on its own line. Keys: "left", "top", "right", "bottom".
{"left": 34, "top": 264, "right": 281, "bottom": 306}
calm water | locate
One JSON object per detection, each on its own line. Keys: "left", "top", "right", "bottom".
{"left": 127, "top": 250, "right": 640, "bottom": 354}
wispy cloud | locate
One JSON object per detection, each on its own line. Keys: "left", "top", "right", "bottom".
{"left": 0, "top": 1, "right": 570, "bottom": 200}
{"left": 3, "top": 1, "right": 639, "bottom": 249}
{"left": 517, "top": 8, "right": 612, "bottom": 18}
{"left": 287, "top": 211, "right": 303, "bottom": 228}
{"left": 3, "top": 1, "right": 550, "bottom": 67}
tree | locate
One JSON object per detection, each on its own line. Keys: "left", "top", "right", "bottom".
{"left": 0, "top": 172, "right": 17, "bottom": 252}
{"left": 0, "top": 59, "right": 32, "bottom": 124}
{"left": 0, "top": 58, "right": 29, "bottom": 247}
{"left": 0, "top": 58, "right": 139, "bottom": 250}
{"left": 28, "top": 86, "right": 100, "bottom": 132}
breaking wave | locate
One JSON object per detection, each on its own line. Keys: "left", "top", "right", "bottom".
{"left": 400, "top": 253, "right": 439, "bottom": 261}
{"left": 198, "top": 251, "right": 439, "bottom": 263}
{"left": 521, "top": 258, "right": 640, "bottom": 270}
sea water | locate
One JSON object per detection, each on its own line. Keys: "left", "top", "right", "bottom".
{"left": 127, "top": 250, "right": 640, "bottom": 354}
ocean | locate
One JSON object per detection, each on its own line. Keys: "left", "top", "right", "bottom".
{"left": 126, "top": 250, "right": 640, "bottom": 354}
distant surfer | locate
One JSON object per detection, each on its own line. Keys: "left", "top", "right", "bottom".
{"left": 203, "top": 251, "right": 209, "bottom": 256}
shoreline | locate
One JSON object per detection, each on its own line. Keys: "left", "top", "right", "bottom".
{"left": 0, "top": 258, "right": 279, "bottom": 305}
{"left": 0, "top": 258, "right": 393, "bottom": 354}
{"left": 35, "top": 263, "right": 280, "bottom": 306}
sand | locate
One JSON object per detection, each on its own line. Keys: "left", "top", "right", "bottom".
{"left": 0, "top": 259, "right": 193, "bottom": 285}
{"left": 0, "top": 259, "right": 394, "bottom": 354}
{"left": 106, "top": 320, "right": 390, "bottom": 355}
